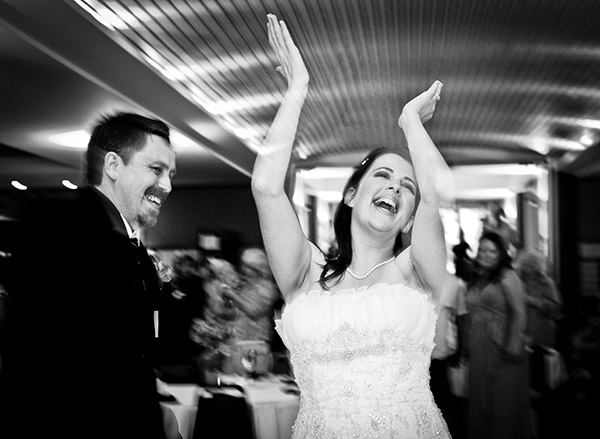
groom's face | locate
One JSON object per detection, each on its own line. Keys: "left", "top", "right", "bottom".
{"left": 115, "top": 135, "right": 176, "bottom": 230}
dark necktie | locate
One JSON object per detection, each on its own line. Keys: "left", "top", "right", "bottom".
{"left": 130, "top": 236, "right": 140, "bottom": 247}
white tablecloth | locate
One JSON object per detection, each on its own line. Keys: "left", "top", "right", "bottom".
{"left": 243, "top": 379, "right": 300, "bottom": 439}
{"left": 160, "top": 377, "right": 300, "bottom": 439}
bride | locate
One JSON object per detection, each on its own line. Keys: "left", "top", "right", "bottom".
{"left": 252, "top": 13, "right": 454, "bottom": 438}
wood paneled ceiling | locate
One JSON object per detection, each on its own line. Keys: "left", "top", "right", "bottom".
{"left": 1, "top": 0, "right": 600, "bottom": 190}
{"left": 73, "top": 0, "right": 600, "bottom": 170}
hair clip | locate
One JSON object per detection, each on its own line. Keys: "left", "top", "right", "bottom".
{"left": 361, "top": 156, "right": 370, "bottom": 166}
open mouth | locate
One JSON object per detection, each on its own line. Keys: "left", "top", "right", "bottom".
{"left": 145, "top": 194, "right": 162, "bottom": 207}
{"left": 373, "top": 196, "right": 398, "bottom": 214}
{"left": 144, "top": 187, "right": 168, "bottom": 209}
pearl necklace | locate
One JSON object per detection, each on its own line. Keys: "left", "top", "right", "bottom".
{"left": 346, "top": 255, "right": 396, "bottom": 280}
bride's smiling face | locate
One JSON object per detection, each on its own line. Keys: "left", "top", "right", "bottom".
{"left": 345, "top": 153, "right": 417, "bottom": 234}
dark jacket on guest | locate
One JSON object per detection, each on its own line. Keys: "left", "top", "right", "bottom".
{"left": 2, "top": 188, "right": 165, "bottom": 439}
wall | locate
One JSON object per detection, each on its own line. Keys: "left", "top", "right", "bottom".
{"left": 144, "top": 185, "right": 262, "bottom": 252}
{"left": 577, "top": 178, "right": 600, "bottom": 242}
{"left": 0, "top": 185, "right": 262, "bottom": 258}
{"left": 557, "top": 174, "right": 600, "bottom": 311}
{"left": 575, "top": 178, "right": 600, "bottom": 299}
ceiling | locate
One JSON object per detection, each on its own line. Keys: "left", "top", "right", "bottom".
{"left": 1, "top": 0, "right": 599, "bottom": 198}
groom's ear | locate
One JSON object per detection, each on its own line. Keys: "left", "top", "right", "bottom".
{"left": 104, "top": 151, "right": 120, "bottom": 181}
{"left": 343, "top": 188, "right": 356, "bottom": 207}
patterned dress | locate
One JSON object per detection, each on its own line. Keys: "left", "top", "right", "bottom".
{"left": 276, "top": 283, "right": 450, "bottom": 438}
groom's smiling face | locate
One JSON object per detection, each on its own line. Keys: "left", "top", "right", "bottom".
{"left": 115, "top": 135, "right": 176, "bottom": 230}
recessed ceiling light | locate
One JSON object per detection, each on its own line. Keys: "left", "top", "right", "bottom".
{"left": 49, "top": 130, "right": 90, "bottom": 149}
{"left": 11, "top": 180, "right": 27, "bottom": 191}
{"left": 62, "top": 180, "right": 78, "bottom": 190}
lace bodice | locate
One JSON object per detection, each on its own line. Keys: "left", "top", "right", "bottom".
{"left": 276, "top": 284, "right": 450, "bottom": 438}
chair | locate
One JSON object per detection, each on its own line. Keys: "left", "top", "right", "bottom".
{"left": 192, "top": 393, "right": 254, "bottom": 439}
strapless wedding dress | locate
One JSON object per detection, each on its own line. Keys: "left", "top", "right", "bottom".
{"left": 276, "top": 283, "right": 451, "bottom": 438}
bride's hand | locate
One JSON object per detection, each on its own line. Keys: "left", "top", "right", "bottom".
{"left": 267, "top": 13, "right": 309, "bottom": 89}
{"left": 398, "top": 80, "right": 443, "bottom": 129}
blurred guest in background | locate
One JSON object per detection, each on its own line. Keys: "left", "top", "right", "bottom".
{"left": 538, "top": 296, "right": 600, "bottom": 438}
{"left": 0, "top": 252, "right": 9, "bottom": 380}
{"left": 569, "top": 297, "right": 600, "bottom": 381}
{"left": 465, "top": 231, "right": 531, "bottom": 439}
{"left": 3, "top": 112, "right": 176, "bottom": 439}
{"left": 0, "top": 275, "right": 8, "bottom": 405}
{"left": 515, "top": 250, "right": 566, "bottom": 426}
{"left": 514, "top": 251, "right": 562, "bottom": 350}
{"left": 514, "top": 251, "right": 564, "bottom": 399}
{"left": 202, "top": 257, "right": 240, "bottom": 325}
{"left": 431, "top": 272, "right": 469, "bottom": 439}
{"left": 227, "top": 248, "right": 280, "bottom": 345}
{"left": 481, "top": 202, "right": 522, "bottom": 256}
{"left": 452, "top": 228, "right": 473, "bottom": 282}
{"left": 224, "top": 247, "right": 281, "bottom": 375}
{"left": 156, "top": 252, "right": 208, "bottom": 382}
{"left": 190, "top": 257, "right": 239, "bottom": 383}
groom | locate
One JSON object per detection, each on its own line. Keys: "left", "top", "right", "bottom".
{"left": 3, "top": 113, "right": 176, "bottom": 439}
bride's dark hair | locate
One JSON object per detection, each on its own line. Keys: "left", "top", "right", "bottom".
{"left": 318, "top": 148, "right": 408, "bottom": 290}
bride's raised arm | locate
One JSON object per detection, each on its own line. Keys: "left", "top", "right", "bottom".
{"left": 398, "top": 81, "right": 454, "bottom": 301}
{"left": 251, "top": 14, "right": 312, "bottom": 300}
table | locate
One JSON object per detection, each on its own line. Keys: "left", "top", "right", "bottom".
{"left": 243, "top": 378, "right": 300, "bottom": 439}
{"left": 160, "top": 376, "right": 300, "bottom": 439}
{"left": 162, "top": 402, "right": 198, "bottom": 439}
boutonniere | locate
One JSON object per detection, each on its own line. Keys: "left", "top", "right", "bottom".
{"left": 148, "top": 250, "right": 173, "bottom": 287}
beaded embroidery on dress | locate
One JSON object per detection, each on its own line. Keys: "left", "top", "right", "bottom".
{"left": 275, "top": 283, "right": 451, "bottom": 439}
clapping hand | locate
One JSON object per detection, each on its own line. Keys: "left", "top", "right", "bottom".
{"left": 398, "top": 80, "right": 443, "bottom": 129}
{"left": 267, "top": 13, "right": 309, "bottom": 89}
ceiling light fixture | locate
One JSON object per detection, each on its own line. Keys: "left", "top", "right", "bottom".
{"left": 577, "top": 119, "right": 600, "bottom": 130}
{"left": 232, "top": 126, "right": 255, "bottom": 140}
{"left": 170, "top": 131, "right": 198, "bottom": 150}
{"left": 108, "top": 3, "right": 139, "bottom": 27}
{"left": 11, "top": 180, "right": 27, "bottom": 191}
{"left": 49, "top": 130, "right": 90, "bottom": 149}
{"left": 62, "top": 180, "right": 78, "bottom": 190}
{"left": 296, "top": 149, "right": 308, "bottom": 160}
{"left": 549, "top": 139, "right": 588, "bottom": 151}
{"left": 580, "top": 133, "right": 594, "bottom": 147}
{"left": 312, "top": 190, "right": 345, "bottom": 202}
{"left": 298, "top": 168, "right": 353, "bottom": 179}
{"left": 203, "top": 101, "right": 234, "bottom": 115}
{"left": 128, "top": 6, "right": 151, "bottom": 23}
{"left": 73, "top": 0, "right": 120, "bottom": 31}
{"left": 456, "top": 188, "right": 516, "bottom": 200}
{"left": 49, "top": 129, "right": 195, "bottom": 151}
{"left": 451, "top": 164, "right": 546, "bottom": 176}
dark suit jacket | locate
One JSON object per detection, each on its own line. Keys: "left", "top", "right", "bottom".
{"left": 3, "top": 188, "right": 166, "bottom": 439}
